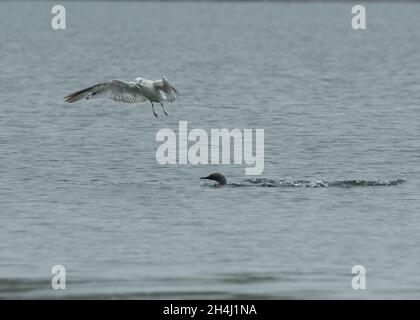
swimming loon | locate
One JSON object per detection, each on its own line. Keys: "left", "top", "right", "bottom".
{"left": 200, "top": 173, "right": 227, "bottom": 185}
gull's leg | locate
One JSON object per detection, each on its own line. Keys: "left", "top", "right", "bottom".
{"left": 150, "top": 101, "right": 158, "bottom": 118}
{"left": 160, "top": 103, "right": 168, "bottom": 116}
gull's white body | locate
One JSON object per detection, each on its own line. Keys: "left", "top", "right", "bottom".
{"left": 65, "top": 77, "right": 180, "bottom": 117}
{"left": 134, "top": 78, "right": 176, "bottom": 103}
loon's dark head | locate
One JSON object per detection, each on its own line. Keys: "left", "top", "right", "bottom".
{"left": 200, "top": 173, "right": 227, "bottom": 186}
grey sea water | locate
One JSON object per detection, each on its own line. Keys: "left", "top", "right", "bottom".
{"left": 1, "top": 1, "right": 420, "bottom": 299}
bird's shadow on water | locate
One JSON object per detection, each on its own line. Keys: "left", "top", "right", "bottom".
{"left": 201, "top": 178, "right": 406, "bottom": 188}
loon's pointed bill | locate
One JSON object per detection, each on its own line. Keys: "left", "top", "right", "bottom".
{"left": 64, "top": 77, "right": 180, "bottom": 118}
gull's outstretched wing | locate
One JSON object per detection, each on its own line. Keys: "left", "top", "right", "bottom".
{"left": 153, "top": 78, "right": 180, "bottom": 102}
{"left": 65, "top": 80, "right": 148, "bottom": 104}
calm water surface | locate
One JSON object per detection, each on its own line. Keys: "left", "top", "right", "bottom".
{"left": 1, "top": 1, "right": 420, "bottom": 299}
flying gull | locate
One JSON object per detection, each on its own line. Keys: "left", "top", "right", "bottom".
{"left": 64, "top": 77, "right": 180, "bottom": 117}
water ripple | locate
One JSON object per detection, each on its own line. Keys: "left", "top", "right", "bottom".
{"left": 235, "top": 178, "right": 406, "bottom": 188}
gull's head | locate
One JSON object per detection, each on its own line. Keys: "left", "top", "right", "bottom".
{"left": 135, "top": 77, "right": 143, "bottom": 83}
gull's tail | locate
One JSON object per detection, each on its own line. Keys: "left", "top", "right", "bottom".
{"left": 64, "top": 85, "right": 97, "bottom": 103}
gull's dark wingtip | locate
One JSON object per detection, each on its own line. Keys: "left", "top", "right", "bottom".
{"left": 63, "top": 84, "right": 97, "bottom": 103}
{"left": 64, "top": 94, "right": 75, "bottom": 103}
